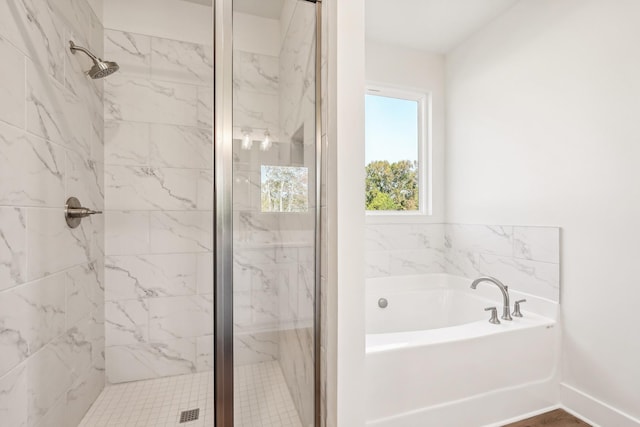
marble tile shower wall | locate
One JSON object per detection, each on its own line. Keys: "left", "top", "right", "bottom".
{"left": 365, "top": 223, "right": 561, "bottom": 302}
{"left": 232, "top": 24, "right": 283, "bottom": 367}
{"left": 276, "top": 2, "right": 318, "bottom": 426}
{"left": 102, "top": 29, "right": 214, "bottom": 384}
{"left": 0, "top": 0, "right": 105, "bottom": 425}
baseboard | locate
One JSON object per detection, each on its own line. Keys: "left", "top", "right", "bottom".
{"left": 561, "top": 383, "right": 640, "bottom": 427}
{"left": 484, "top": 405, "right": 560, "bottom": 427}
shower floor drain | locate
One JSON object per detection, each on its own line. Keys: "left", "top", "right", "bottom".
{"left": 179, "top": 408, "right": 200, "bottom": 423}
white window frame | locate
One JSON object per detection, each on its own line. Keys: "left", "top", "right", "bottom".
{"left": 365, "top": 84, "right": 432, "bottom": 221}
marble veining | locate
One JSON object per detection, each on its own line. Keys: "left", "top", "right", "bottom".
{"left": 151, "top": 37, "right": 213, "bottom": 86}
{"left": 0, "top": 208, "right": 27, "bottom": 291}
{"left": 0, "top": 0, "right": 106, "bottom": 424}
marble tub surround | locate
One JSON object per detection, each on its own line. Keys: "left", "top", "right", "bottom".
{"left": 444, "top": 224, "right": 560, "bottom": 302}
{"left": 365, "top": 223, "right": 561, "bottom": 302}
{"left": 0, "top": 0, "right": 105, "bottom": 425}
{"left": 103, "top": 27, "right": 214, "bottom": 384}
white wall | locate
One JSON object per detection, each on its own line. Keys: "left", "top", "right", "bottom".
{"left": 326, "top": 0, "right": 367, "bottom": 425}
{"left": 446, "top": 0, "right": 640, "bottom": 424}
{"left": 366, "top": 42, "right": 445, "bottom": 224}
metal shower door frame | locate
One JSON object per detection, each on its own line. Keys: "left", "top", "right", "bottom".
{"left": 213, "top": 1, "right": 323, "bottom": 426}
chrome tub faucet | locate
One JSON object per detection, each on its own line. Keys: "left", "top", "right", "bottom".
{"left": 471, "top": 277, "right": 513, "bottom": 321}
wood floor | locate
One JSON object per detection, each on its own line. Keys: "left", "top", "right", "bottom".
{"left": 504, "top": 409, "right": 591, "bottom": 427}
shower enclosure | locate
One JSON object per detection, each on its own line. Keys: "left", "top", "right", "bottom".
{"left": 215, "top": 0, "right": 321, "bottom": 426}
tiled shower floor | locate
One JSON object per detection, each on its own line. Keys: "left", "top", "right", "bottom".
{"left": 79, "top": 361, "right": 301, "bottom": 427}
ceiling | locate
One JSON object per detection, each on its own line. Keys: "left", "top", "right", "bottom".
{"left": 366, "top": 0, "right": 520, "bottom": 53}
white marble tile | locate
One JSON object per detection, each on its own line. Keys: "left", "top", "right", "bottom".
{"left": 104, "top": 75, "right": 198, "bottom": 126}
{"left": 105, "top": 339, "right": 196, "bottom": 384}
{"left": 0, "top": 363, "right": 28, "bottom": 427}
{"left": 0, "top": 273, "right": 66, "bottom": 378}
{"left": 445, "top": 224, "right": 513, "bottom": 257}
{"left": 234, "top": 331, "right": 278, "bottom": 366}
{"left": 66, "top": 149, "right": 104, "bottom": 211}
{"left": 234, "top": 51, "right": 279, "bottom": 95}
{"left": 105, "top": 254, "right": 197, "bottom": 300}
{"left": 26, "top": 343, "right": 73, "bottom": 426}
{"left": 366, "top": 223, "right": 445, "bottom": 251}
{"left": 148, "top": 295, "right": 213, "bottom": 341}
{"left": 196, "top": 335, "right": 213, "bottom": 372}
{"left": 33, "top": 393, "right": 65, "bottom": 427}
{"left": 50, "top": 321, "right": 94, "bottom": 388}
{"left": 513, "top": 226, "right": 560, "bottom": 264}
{"left": 104, "top": 211, "right": 149, "bottom": 256}
{"left": 105, "top": 299, "right": 149, "bottom": 346}
{"left": 105, "top": 165, "right": 198, "bottom": 210}
{"left": 388, "top": 249, "right": 446, "bottom": 276}
{"left": 0, "top": 207, "right": 27, "bottom": 291}
{"left": 444, "top": 249, "right": 482, "bottom": 279}
{"left": 104, "top": 30, "right": 151, "bottom": 78}
{"left": 151, "top": 37, "right": 213, "bottom": 86}
{"left": 196, "top": 252, "right": 214, "bottom": 295}
{"left": 149, "top": 124, "right": 212, "bottom": 169}
{"left": 52, "top": 0, "right": 103, "bottom": 58}
{"left": 0, "top": 123, "right": 65, "bottom": 207}
{"left": 197, "top": 170, "right": 214, "bottom": 210}
{"left": 65, "top": 367, "right": 104, "bottom": 427}
{"left": 65, "top": 262, "right": 102, "bottom": 329}
{"left": 0, "top": 0, "right": 65, "bottom": 83}
{"left": 365, "top": 251, "right": 390, "bottom": 279}
{"left": 26, "top": 60, "right": 91, "bottom": 156}
{"left": 104, "top": 120, "right": 149, "bottom": 166}
{"left": 26, "top": 208, "right": 91, "bottom": 280}
{"left": 63, "top": 28, "right": 103, "bottom": 125}
{"left": 0, "top": 36, "right": 25, "bottom": 128}
{"left": 196, "top": 86, "right": 213, "bottom": 129}
{"left": 149, "top": 211, "right": 213, "bottom": 253}
{"left": 234, "top": 89, "right": 279, "bottom": 131}
{"left": 297, "top": 265, "right": 314, "bottom": 322}
{"left": 479, "top": 254, "right": 560, "bottom": 302}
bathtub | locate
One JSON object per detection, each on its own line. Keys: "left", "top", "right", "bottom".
{"left": 365, "top": 274, "right": 560, "bottom": 427}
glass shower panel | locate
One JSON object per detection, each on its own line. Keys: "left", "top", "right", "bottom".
{"left": 231, "top": 0, "right": 317, "bottom": 425}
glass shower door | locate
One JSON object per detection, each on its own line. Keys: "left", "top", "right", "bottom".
{"left": 215, "top": 0, "right": 319, "bottom": 425}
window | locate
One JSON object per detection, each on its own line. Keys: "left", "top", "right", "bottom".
{"left": 365, "top": 86, "right": 429, "bottom": 214}
{"left": 261, "top": 165, "right": 309, "bottom": 212}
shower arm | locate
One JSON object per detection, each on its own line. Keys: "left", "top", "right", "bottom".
{"left": 69, "top": 41, "right": 99, "bottom": 62}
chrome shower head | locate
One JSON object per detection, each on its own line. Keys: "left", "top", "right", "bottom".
{"left": 69, "top": 40, "right": 120, "bottom": 79}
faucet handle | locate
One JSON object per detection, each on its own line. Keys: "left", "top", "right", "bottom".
{"left": 512, "top": 299, "right": 527, "bottom": 317}
{"left": 484, "top": 306, "right": 500, "bottom": 324}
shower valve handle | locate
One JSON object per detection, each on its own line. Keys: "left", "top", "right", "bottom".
{"left": 65, "top": 197, "right": 102, "bottom": 229}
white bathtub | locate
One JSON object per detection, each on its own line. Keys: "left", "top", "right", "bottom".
{"left": 365, "top": 274, "right": 560, "bottom": 427}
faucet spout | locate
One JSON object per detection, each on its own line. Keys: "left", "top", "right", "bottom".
{"left": 471, "top": 276, "right": 512, "bottom": 321}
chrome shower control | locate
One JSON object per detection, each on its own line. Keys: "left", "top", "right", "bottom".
{"left": 484, "top": 306, "right": 500, "bottom": 324}
{"left": 512, "top": 299, "right": 527, "bottom": 317}
{"left": 65, "top": 197, "right": 102, "bottom": 229}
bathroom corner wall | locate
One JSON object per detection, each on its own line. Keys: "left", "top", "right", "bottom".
{"left": 0, "top": 0, "right": 105, "bottom": 425}
{"left": 101, "top": 4, "right": 214, "bottom": 383}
